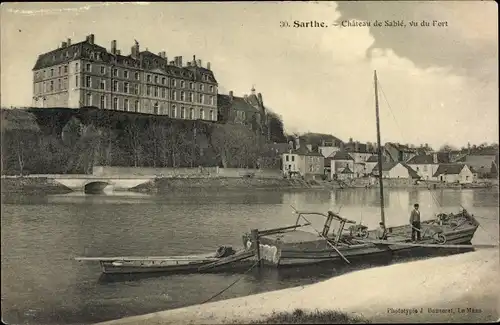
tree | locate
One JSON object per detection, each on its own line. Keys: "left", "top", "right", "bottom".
{"left": 439, "top": 144, "right": 456, "bottom": 152}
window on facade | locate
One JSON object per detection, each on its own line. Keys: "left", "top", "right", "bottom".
{"left": 188, "top": 92, "right": 193, "bottom": 102}
{"left": 154, "top": 102, "right": 159, "bottom": 114}
{"left": 147, "top": 85, "right": 151, "bottom": 96}
{"left": 161, "top": 77, "right": 166, "bottom": 85}
{"left": 58, "top": 67, "right": 62, "bottom": 75}
{"left": 75, "top": 63, "right": 79, "bottom": 72}
{"left": 200, "top": 108, "right": 205, "bottom": 119}
{"left": 113, "top": 68, "right": 118, "bottom": 77}
{"left": 135, "top": 72, "right": 140, "bottom": 80}
{"left": 51, "top": 69, "right": 54, "bottom": 77}
{"left": 147, "top": 75, "right": 151, "bottom": 82}
{"left": 124, "top": 82, "right": 130, "bottom": 94}
{"left": 286, "top": 155, "right": 289, "bottom": 162}
{"left": 135, "top": 100, "right": 140, "bottom": 112}
{"left": 171, "top": 79, "right": 176, "bottom": 87}
{"left": 154, "top": 75, "right": 158, "bottom": 84}
{"left": 154, "top": 86, "right": 158, "bottom": 97}
{"left": 199, "top": 94, "right": 204, "bottom": 103}
{"left": 190, "top": 82, "right": 194, "bottom": 90}
{"left": 113, "top": 81, "right": 118, "bottom": 92}
{"left": 124, "top": 70, "right": 129, "bottom": 79}
{"left": 199, "top": 84, "right": 204, "bottom": 91}
{"left": 171, "top": 90, "right": 176, "bottom": 100}
{"left": 171, "top": 105, "right": 176, "bottom": 118}
{"left": 210, "top": 96, "right": 214, "bottom": 105}
{"left": 134, "top": 84, "right": 139, "bottom": 95}
{"left": 180, "top": 107, "right": 185, "bottom": 118}
{"left": 180, "top": 91, "right": 185, "bottom": 101}
{"left": 189, "top": 108, "right": 194, "bottom": 119}
{"left": 100, "top": 66, "right": 105, "bottom": 74}
{"left": 209, "top": 109, "right": 214, "bottom": 120}
{"left": 63, "top": 77, "right": 68, "bottom": 89}
{"left": 124, "top": 99, "right": 129, "bottom": 111}
{"left": 50, "top": 81, "right": 54, "bottom": 91}
{"left": 100, "top": 95, "right": 106, "bottom": 109}
{"left": 100, "top": 79, "right": 105, "bottom": 90}
{"left": 87, "top": 93, "right": 92, "bottom": 106}
{"left": 161, "top": 88, "right": 166, "bottom": 98}
{"left": 113, "top": 97, "right": 118, "bottom": 109}
{"left": 86, "top": 63, "right": 91, "bottom": 72}
{"left": 210, "top": 85, "right": 214, "bottom": 92}
{"left": 75, "top": 76, "right": 79, "bottom": 87}
{"left": 180, "top": 81, "right": 185, "bottom": 88}
{"left": 64, "top": 65, "right": 68, "bottom": 74}
{"left": 291, "top": 156, "right": 295, "bottom": 162}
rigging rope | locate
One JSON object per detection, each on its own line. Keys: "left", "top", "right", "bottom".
{"left": 200, "top": 258, "right": 262, "bottom": 305}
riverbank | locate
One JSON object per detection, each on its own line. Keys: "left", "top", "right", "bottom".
{"left": 97, "top": 249, "right": 499, "bottom": 325}
{"left": 1, "top": 175, "right": 497, "bottom": 194}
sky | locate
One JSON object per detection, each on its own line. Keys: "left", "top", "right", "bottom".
{"left": 1, "top": 1, "right": 498, "bottom": 149}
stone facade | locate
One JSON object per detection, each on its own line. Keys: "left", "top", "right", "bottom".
{"left": 32, "top": 34, "right": 218, "bottom": 121}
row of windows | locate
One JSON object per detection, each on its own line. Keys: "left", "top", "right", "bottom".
{"left": 79, "top": 76, "right": 215, "bottom": 105}
{"left": 37, "top": 65, "right": 69, "bottom": 79}
{"left": 77, "top": 62, "right": 216, "bottom": 92}
{"left": 35, "top": 78, "right": 69, "bottom": 94}
{"left": 86, "top": 94, "right": 216, "bottom": 120}
{"left": 285, "top": 155, "right": 296, "bottom": 162}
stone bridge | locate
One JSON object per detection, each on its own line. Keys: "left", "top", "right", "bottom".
{"left": 50, "top": 175, "right": 153, "bottom": 193}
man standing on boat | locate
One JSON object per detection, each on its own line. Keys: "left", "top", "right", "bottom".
{"left": 410, "top": 203, "right": 421, "bottom": 242}
{"left": 376, "top": 222, "right": 387, "bottom": 240}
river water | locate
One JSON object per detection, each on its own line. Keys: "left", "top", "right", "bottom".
{"left": 1, "top": 188, "right": 498, "bottom": 325}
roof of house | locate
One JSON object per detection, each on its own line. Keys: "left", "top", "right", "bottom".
{"left": 432, "top": 164, "right": 466, "bottom": 177}
{"left": 343, "top": 141, "right": 375, "bottom": 154}
{"left": 289, "top": 146, "right": 323, "bottom": 157}
{"left": 366, "top": 155, "right": 379, "bottom": 162}
{"left": 341, "top": 165, "right": 354, "bottom": 174}
{"left": 372, "top": 162, "right": 420, "bottom": 178}
{"left": 331, "top": 151, "right": 354, "bottom": 160}
{"left": 371, "top": 161, "right": 398, "bottom": 172}
{"left": 403, "top": 164, "right": 420, "bottom": 179}
{"left": 385, "top": 142, "right": 418, "bottom": 152}
{"left": 407, "top": 153, "right": 450, "bottom": 164}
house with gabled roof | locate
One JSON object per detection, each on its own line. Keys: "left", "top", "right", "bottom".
{"left": 282, "top": 145, "right": 324, "bottom": 180}
{"left": 372, "top": 161, "right": 420, "bottom": 179}
{"left": 406, "top": 153, "right": 450, "bottom": 180}
{"left": 384, "top": 142, "right": 418, "bottom": 163}
{"left": 330, "top": 151, "right": 355, "bottom": 180}
{"left": 338, "top": 165, "right": 355, "bottom": 181}
{"left": 455, "top": 152, "right": 498, "bottom": 179}
{"left": 433, "top": 163, "right": 475, "bottom": 184}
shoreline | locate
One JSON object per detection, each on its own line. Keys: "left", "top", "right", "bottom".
{"left": 1, "top": 176, "right": 497, "bottom": 194}
{"left": 96, "top": 249, "right": 499, "bottom": 325}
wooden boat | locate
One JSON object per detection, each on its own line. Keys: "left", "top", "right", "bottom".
{"left": 74, "top": 246, "right": 252, "bottom": 274}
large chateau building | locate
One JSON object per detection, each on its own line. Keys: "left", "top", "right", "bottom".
{"left": 32, "top": 34, "right": 218, "bottom": 121}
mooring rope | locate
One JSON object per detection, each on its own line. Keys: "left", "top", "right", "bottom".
{"left": 200, "top": 258, "right": 262, "bottom": 305}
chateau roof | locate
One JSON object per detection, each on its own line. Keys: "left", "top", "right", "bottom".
{"left": 32, "top": 37, "right": 217, "bottom": 84}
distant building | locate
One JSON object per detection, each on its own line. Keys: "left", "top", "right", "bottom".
{"left": 455, "top": 153, "right": 498, "bottom": 178}
{"left": 282, "top": 146, "right": 324, "bottom": 180}
{"left": 406, "top": 153, "right": 450, "bottom": 180}
{"left": 433, "top": 164, "right": 475, "bottom": 184}
{"left": 217, "top": 87, "right": 269, "bottom": 139}
{"left": 32, "top": 34, "right": 218, "bottom": 120}
{"left": 330, "top": 151, "right": 355, "bottom": 180}
{"left": 384, "top": 143, "right": 418, "bottom": 163}
{"left": 372, "top": 162, "right": 420, "bottom": 179}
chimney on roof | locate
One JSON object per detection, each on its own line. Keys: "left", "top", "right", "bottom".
{"left": 196, "top": 59, "right": 202, "bottom": 67}
{"left": 207, "top": 62, "right": 211, "bottom": 70}
{"left": 355, "top": 141, "right": 360, "bottom": 152}
{"left": 161, "top": 51, "right": 166, "bottom": 59}
{"left": 433, "top": 152, "right": 438, "bottom": 164}
{"left": 178, "top": 56, "right": 183, "bottom": 67}
{"left": 61, "top": 41, "right": 67, "bottom": 48}
{"left": 88, "top": 34, "right": 95, "bottom": 45}
{"left": 111, "top": 40, "right": 117, "bottom": 55}
{"left": 257, "top": 92, "right": 263, "bottom": 105}
{"left": 193, "top": 55, "right": 196, "bottom": 65}
{"left": 169, "top": 60, "right": 175, "bottom": 65}
{"left": 187, "top": 62, "right": 192, "bottom": 67}
{"left": 229, "top": 91, "right": 233, "bottom": 100}
{"left": 67, "top": 38, "right": 71, "bottom": 46}
{"left": 116, "top": 49, "right": 121, "bottom": 55}
{"left": 295, "top": 135, "right": 300, "bottom": 150}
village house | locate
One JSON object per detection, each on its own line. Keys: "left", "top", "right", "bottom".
{"left": 384, "top": 142, "right": 419, "bottom": 163}
{"left": 372, "top": 161, "right": 420, "bottom": 179}
{"left": 454, "top": 152, "right": 498, "bottom": 179}
{"left": 282, "top": 146, "right": 324, "bottom": 180}
{"left": 433, "top": 163, "right": 475, "bottom": 184}
{"left": 318, "top": 142, "right": 341, "bottom": 159}
{"left": 330, "top": 151, "right": 355, "bottom": 180}
{"left": 343, "top": 140, "right": 377, "bottom": 177}
{"left": 406, "top": 152, "right": 450, "bottom": 180}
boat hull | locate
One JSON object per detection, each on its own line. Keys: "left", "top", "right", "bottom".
{"left": 100, "top": 260, "right": 213, "bottom": 274}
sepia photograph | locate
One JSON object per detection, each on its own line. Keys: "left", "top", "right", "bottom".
{"left": 1, "top": 1, "right": 499, "bottom": 324}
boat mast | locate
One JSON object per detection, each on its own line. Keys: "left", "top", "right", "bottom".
{"left": 374, "top": 70, "right": 386, "bottom": 227}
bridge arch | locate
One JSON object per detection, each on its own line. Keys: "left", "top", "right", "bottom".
{"left": 84, "top": 181, "right": 110, "bottom": 194}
